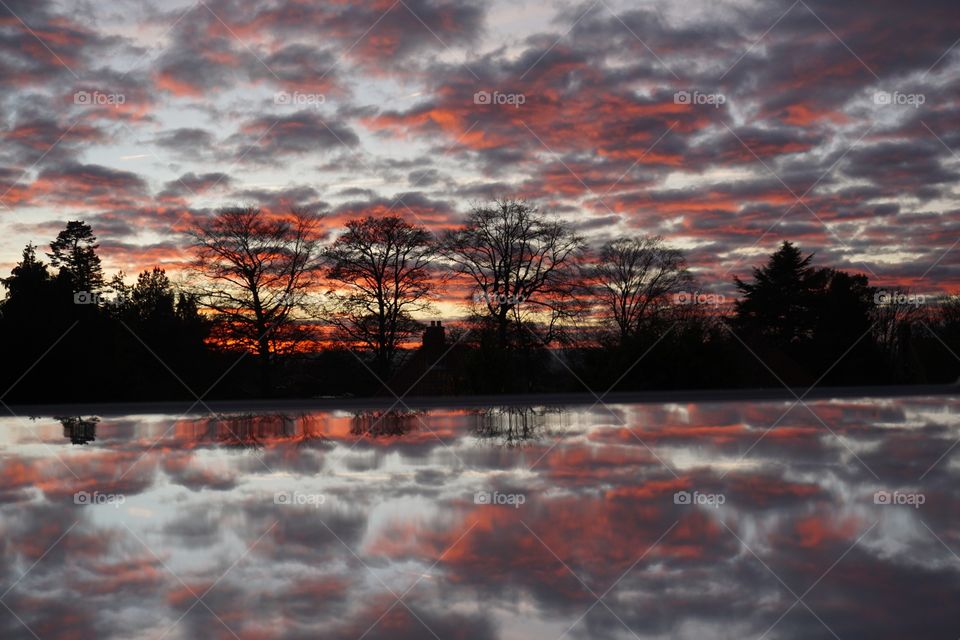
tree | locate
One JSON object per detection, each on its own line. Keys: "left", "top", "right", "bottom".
{"left": 440, "top": 199, "right": 585, "bottom": 348}
{"left": 733, "top": 242, "right": 884, "bottom": 385}
{"left": 2, "top": 243, "right": 51, "bottom": 306}
{"left": 734, "top": 241, "right": 818, "bottom": 345}
{"left": 48, "top": 221, "right": 104, "bottom": 293}
{"left": 324, "top": 216, "right": 437, "bottom": 376}
{"left": 130, "top": 267, "right": 176, "bottom": 322}
{"left": 589, "top": 236, "right": 691, "bottom": 344}
{"left": 188, "top": 206, "right": 324, "bottom": 394}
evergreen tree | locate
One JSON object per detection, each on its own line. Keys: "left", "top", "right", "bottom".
{"left": 48, "top": 221, "right": 104, "bottom": 293}
{"left": 734, "top": 241, "right": 818, "bottom": 346}
{"left": 2, "top": 243, "right": 51, "bottom": 306}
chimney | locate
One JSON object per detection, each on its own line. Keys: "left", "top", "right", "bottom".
{"left": 422, "top": 321, "right": 446, "bottom": 354}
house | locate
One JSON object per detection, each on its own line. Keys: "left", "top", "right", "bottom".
{"left": 390, "top": 321, "right": 468, "bottom": 396}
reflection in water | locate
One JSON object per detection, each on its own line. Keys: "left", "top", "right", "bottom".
{"left": 350, "top": 409, "right": 422, "bottom": 438}
{"left": 471, "top": 406, "right": 566, "bottom": 446}
{"left": 2, "top": 396, "right": 960, "bottom": 639}
{"left": 59, "top": 416, "right": 99, "bottom": 445}
{"left": 184, "top": 413, "right": 330, "bottom": 451}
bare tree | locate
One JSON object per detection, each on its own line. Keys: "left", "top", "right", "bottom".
{"left": 323, "top": 216, "right": 437, "bottom": 376}
{"left": 590, "top": 236, "right": 691, "bottom": 344}
{"left": 440, "top": 199, "right": 585, "bottom": 348}
{"left": 188, "top": 206, "right": 324, "bottom": 393}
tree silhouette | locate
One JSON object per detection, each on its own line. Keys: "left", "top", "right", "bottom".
{"left": 2, "top": 244, "right": 52, "bottom": 311}
{"left": 589, "top": 236, "right": 691, "bottom": 345}
{"left": 188, "top": 207, "right": 324, "bottom": 394}
{"left": 324, "top": 216, "right": 437, "bottom": 376}
{"left": 47, "top": 221, "right": 104, "bottom": 294}
{"left": 440, "top": 199, "right": 584, "bottom": 349}
{"left": 734, "top": 241, "right": 818, "bottom": 346}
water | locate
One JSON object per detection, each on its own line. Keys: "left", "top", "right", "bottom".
{"left": 1, "top": 397, "right": 959, "bottom": 639}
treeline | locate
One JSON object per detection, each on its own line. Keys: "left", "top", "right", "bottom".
{"left": 1, "top": 200, "right": 958, "bottom": 403}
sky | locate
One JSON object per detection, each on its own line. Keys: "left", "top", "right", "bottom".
{"left": 0, "top": 0, "right": 959, "bottom": 299}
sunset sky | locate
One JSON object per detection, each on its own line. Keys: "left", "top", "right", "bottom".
{"left": 1, "top": 0, "right": 958, "bottom": 299}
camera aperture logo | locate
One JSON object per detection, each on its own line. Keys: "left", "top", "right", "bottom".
{"left": 73, "top": 90, "right": 126, "bottom": 108}
{"left": 873, "top": 490, "right": 925, "bottom": 509}
{"left": 674, "top": 90, "right": 726, "bottom": 108}
{"left": 274, "top": 491, "right": 326, "bottom": 507}
{"left": 274, "top": 91, "right": 326, "bottom": 108}
{"left": 474, "top": 288, "right": 527, "bottom": 306}
{"left": 73, "top": 291, "right": 105, "bottom": 305}
{"left": 74, "top": 490, "right": 125, "bottom": 508}
{"left": 674, "top": 490, "right": 725, "bottom": 508}
{"left": 473, "top": 90, "right": 526, "bottom": 108}
{"left": 474, "top": 490, "right": 526, "bottom": 508}
{"left": 873, "top": 290, "right": 926, "bottom": 306}
{"left": 873, "top": 91, "right": 925, "bottom": 109}
{"left": 674, "top": 291, "right": 726, "bottom": 306}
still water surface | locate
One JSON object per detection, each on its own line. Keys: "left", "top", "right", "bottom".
{"left": 1, "top": 397, "right": 959, "bottom": 639}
